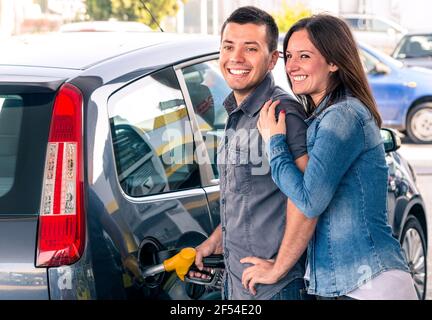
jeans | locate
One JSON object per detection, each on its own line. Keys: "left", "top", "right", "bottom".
{"left": 270, "top": 278, "right": 315, "bottom": 300}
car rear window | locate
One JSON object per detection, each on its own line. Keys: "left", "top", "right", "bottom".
{"left": 0, "top": 92, "right": 54, "bottom": 215}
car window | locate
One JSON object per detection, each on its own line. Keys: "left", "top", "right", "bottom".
{"left": 396, "top": 35, "right": 432, "bottom": 58}
{"left": 0, "top": 93, "right": 53, "bottom": 214}
{"left": 0, "top": 96, "right": 22, "bottom": 197}
{"left": 359, "top": 49, "right": 380, "bottom": 74}
{"left": 108, "top": 67, "right": 201, "bottom": 197}
{"left": 345, "top": 18, "right": 368, "bottom": 31}
{"left": 181, "top": 60, "right": 230, "bottom": 180}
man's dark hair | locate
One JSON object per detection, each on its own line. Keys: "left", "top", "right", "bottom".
{"left": 221, "top": 6, "right": 279, "bottom": 52}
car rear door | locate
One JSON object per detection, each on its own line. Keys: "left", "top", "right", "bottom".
{"left": 87, "top": 66, "right": 216, "bottom": 299}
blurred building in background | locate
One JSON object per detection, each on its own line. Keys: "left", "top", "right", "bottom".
{"left": 1, "top": 0, "right": 29, "bottom": 37}
{"left": 172, "top": 0, "right": 430, "bottom": 34}
{"left": 48, "top": 0, "right": 86, "bottom": 21}
{"left": 0, "top": 0, "right": 430, "bottom": 37}
{"left": 0, "top": 0, "right": 84, "bottom": 36}
{"left": 174, "top": 0, "right": 313, "bottom": 34}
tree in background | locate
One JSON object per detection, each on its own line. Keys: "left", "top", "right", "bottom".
{"left": 273, "top": 1, "right": 312, "bottom": 34}
{"left": 110, "top": 0, "right": 140, "bottom": 21}
{"left": 85, "top": 0, "right": 112, "bottom": 21}
{"left": 85, "top": 0, "right": 113, "bottom": 21}
{"left": 85, "top": 0, "right": 186, "bottom": 30}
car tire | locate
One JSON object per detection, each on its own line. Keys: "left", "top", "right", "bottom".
{"left": 401, "top": 215, "right": 427, "bottom": 300}
{"left": 406, "top": 103, "right": 432, "bottom": 144}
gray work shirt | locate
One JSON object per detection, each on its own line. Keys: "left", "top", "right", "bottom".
{"left": 218, "top": 73, "right": 308, "bottom": 300}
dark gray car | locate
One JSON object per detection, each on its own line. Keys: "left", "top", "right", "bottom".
{"left": 0, "top": 31, "right": 428, "bottom": 299}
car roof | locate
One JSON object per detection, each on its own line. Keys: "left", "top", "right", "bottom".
{"left": 340, "top": 14, "right": 407, "bottom": 33}
{"left": 0, "top": 31, "right": 217, "bottom": 71}
{"left": 402, "top": 30, "right": 432, "bottom": 36}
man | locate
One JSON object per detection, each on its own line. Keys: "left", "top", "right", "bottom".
{"left": 192, "top": 6, "right": 310, "bottom": 300}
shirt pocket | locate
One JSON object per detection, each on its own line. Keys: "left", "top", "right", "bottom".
{"left": 227, "top": 147, "right": 251, "bottom": 195}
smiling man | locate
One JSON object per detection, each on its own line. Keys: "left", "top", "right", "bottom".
{"left": 191, "top": 6, "right": 311, "bottom": 300}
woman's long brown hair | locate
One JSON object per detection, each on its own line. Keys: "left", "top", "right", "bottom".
{"left": 282, "top": 14, "right": 382, "bottom": 127}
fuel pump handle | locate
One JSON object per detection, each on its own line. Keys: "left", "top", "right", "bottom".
{"left": 202, "top": 254, "right": 225, "bottom": 268}
{"left": 140, "top": 248, "right": 224, "bottom": 282}
{"left": 163, "top": 247, "right": 196, "bottom": 281}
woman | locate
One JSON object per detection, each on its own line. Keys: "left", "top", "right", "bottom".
{"left": 240, "top": 14, "right": 417, "bottom": 299}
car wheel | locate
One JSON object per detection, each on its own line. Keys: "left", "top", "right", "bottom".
{"left": 406, "top": 103, "right": 432, "bottom": 144}
{"left": 401, "top": 215, "right": 427, "bottom": 299}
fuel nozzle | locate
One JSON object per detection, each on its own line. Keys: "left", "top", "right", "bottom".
{"left": 163, "top": 247, "right": 196, "bottom": 281}
{"left": 141, "top": 247, "right": 196, "bottom": 281}
{"left": 141, "top": 247, "right": 225, "bottom": 282}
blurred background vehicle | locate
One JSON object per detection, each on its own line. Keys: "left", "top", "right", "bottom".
{"left": 59, "top": 21, "right": 152, "bottom": 33}
{"left": 341, "top": 13, "right": 407, "bottom": 54}
{"left": 360, "top": 42, "right": 432, "bottom": 144}
{"left": 392, "top": 31, "right": 432, "bottom": 69}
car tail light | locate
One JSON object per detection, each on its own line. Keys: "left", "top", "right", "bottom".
{"left": 36, "top": 83, "right": 85, "bottom": 267}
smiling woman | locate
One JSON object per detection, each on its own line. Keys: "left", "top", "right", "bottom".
{"left": 249, "top": 14, "right": 419, "bottom": 300}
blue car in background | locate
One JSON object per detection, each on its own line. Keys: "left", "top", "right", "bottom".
{"left": 360, "top": 43, "right": 432, "bottom": 143}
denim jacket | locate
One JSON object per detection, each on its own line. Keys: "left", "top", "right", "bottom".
{"left": 268, "top": 95, "right": 409, "bottom": 297}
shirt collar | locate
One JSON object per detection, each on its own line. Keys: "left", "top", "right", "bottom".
{"left": 305, "top": 94, "right": 331, "bottom": 125}
{"left": 314, "top": 94, "right": 331, "bottom": 115}
{"left": 304, "top": 86, "right": 352, "bottom": 125}
{"left": 223, "top": 73, "right": 275, "bottom": 117}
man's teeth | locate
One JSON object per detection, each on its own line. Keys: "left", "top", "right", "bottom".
{"left": 229, "top": 69, "right": 250, "bottom": 75}
{"left": 293, "top": 75, "right": 307, "bottom": 81}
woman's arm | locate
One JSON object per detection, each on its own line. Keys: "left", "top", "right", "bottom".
{"left": 241, "top": 154, "right": 318, "bottom": 295}
{"left": 241, "top": 102, "right": 366, "bottom": 295}
{"left": 261, "top": 101, "right": 365, "bottom": 218}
